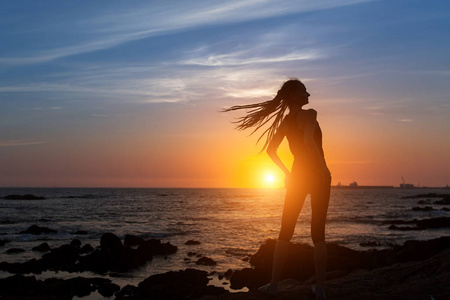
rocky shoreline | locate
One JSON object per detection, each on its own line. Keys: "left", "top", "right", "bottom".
{"left": 1, "top": 193, "right": 449, "bottom": 299}
{"left": 1, "top": 233, "right": 449, "bottom": 299}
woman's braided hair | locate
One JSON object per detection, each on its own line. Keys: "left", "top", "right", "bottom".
{"left": 222, "top": 78, "right": 305, "bottom": 152}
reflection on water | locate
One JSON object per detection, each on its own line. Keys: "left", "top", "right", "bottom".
{"left": 0, "top": 187, "right": 448, "bottom": 286}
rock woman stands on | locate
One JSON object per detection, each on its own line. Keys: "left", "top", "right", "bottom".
{"left": 223, "top": 78, "right": 331, "bottom": 300}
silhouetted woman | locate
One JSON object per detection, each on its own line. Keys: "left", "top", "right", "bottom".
{"left": 223, "top": 79, "right": 331, "bottom": 300}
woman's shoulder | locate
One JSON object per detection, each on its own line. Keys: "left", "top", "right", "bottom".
{"left": 298, "top": 109, "right": 317, "bottom": 119}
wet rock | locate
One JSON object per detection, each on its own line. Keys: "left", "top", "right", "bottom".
{"left": 20, "top": 225, "right": 57, "bottom": 235}
{"left": 224, "top": 268, "right": 233, "bottom": 278}
{"left": 226, "top": 247, "right": 250, "bottom": 256}
{"left": 0, "top": 274, "right": 117, "bottom": 299}
{"left": 359, "top": 241, "right": 382, "bottom": 247}
{"left": 79, "top": 243, "right": 94, "bottom": 254}
{"left": 195, "top": 256, "right": 217, "bottom": 266}
{"left": 124, "top": 234, "right": 144, "bottom": 246}
{"left": 412, "top": 206, "right": 434, "bottom": 211}
{"left": 434, "top": 196, "right": 450, "bottom": 205}
{"left": 32, "top": 242, "right": 51, "bottom": 252}
{"left": 97, "top": 281, "right": 120, "bottom": 297}
{"left": 137, "top": 238, "right": 177, "bottom": 256}
{"left": 42, "top": 244, "right": 80, "bottom": 271}
{"left": 71, "top": 230, "right": 88, "bottom": 235}
{"left": 403, "top": 193, "right": 449, "bottom": 199}
{"left": 417, "top": 199, "right": 432, "bottom": 204}
{"left": 230, "top": 237, "right": 450, "bottom": 291}
{"left": 185, "top": 240, "right": 201, "bottom": 245}
{"left": 0, "top": 239, "right": 10, "bottom": 247}
{"left": 6, "top": 248, "right": 25, "bottom": 254}
{"left": 70, "top": 239, "right": 82, "bottom": 248}
{"left": 4, "top": 194, "right": 46, "bottom": 200}
{"left": 388, "top": 217, "right": 450, "bottom": 230}
{"left": 133, "top": 268, "right": 227, "bottom": 299}
{"left": 115, "top": 284, "right": 137, "bottom": 299}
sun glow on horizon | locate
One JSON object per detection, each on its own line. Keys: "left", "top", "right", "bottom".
{"left": 265, "top": 174, "right": 275, "bottom": 183}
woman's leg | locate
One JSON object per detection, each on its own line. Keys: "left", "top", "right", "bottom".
{"left": 272, "top": 187, "right": 307, "bottom": 286}
{"left": 310, "top": 174, "right": 331, "bottom": 290}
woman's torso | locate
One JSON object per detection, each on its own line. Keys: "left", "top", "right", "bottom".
{"left": 284, "top": 111, "right": 325, "bottom": 172}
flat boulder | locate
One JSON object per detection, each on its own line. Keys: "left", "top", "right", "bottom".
{"left": 124, "top": 234, "right": 144, "bottom": 246}
{"left": 4, "top": 194, "right": 46, "bottom": 200}
{"left": 185, "top": 240, "right": 201, "bottom": 245}
{"left": 20, "top": 225, "right": 57, "bottom": 235}
{"left": 195, "top": 256, "right": 217, "bottom": 266}
{"left": 32, "top": 243, "right": 51, "bottom": 252}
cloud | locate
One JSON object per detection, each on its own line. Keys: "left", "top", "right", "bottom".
{"left": 0, "top": 140, "right": 45, "bottom": 147}
{"left": 1, "top": 0, "right": 372, "bottom": 65}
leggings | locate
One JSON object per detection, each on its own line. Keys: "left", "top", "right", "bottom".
{"left": 278, "top": 164, "right": 331, "bottom": 244}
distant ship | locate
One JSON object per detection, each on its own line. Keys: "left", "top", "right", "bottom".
{"left": 349, "top": 181, "right": 358, "bottom": 187}
{"left": 400, "top": 177, "right": 414, "bottom": 188}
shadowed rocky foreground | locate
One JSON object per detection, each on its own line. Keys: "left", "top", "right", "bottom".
{"left": 1, "top": 234, "right": 449, "bottom": 299}
{"left": 1, "top": 193, "right": 449, "bottom": 299}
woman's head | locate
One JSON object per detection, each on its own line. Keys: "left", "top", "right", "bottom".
{"left": 277, "top": 79, "right": 310, "bottom": 108}
{"left": 222, "top": 78, "right": 309, "bottom": 152}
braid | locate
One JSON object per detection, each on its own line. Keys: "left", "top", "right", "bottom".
{"left": 222, "top": 78, "right": 303, "bottom": 152}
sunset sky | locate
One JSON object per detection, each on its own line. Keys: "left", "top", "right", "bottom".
{"left": 1, "top": 0, "right": 449, "bottom": 188}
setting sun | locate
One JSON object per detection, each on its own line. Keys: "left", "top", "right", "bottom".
{"left": 265, "top": 174, "right": 275, "bottom": 183}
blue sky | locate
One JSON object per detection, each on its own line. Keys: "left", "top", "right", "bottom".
{"left": 1, "top": 0, "right": 449, "bottom": 187}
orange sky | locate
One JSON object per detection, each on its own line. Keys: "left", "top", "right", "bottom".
{"left": 1, "top": 1, "right": 449, "bottom": 188}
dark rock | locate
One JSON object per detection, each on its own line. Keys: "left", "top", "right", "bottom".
{"left": 100, "top": 232, "right": 123, "bottom": 253}
{"left": 226, "top": 247, "right": 250, "bottom": 256}
{"left": 32, "top": 243, "right": 51, "bottom": 252}
{"left": 71, "top": 230, "right": 88, "bottom": 235}
{"left": 188, "top": 251, "right": 197, "bottom": 256}
{"left": 42, "top": 244, "right": 80, "bottom": 271}
{"left": 388, "top": 217, "right": 450, "bottom": 230}
{"left": 70, "top": 239, "right": 82, "bottom": 248}
{"left": 20, "top": 225, "right": 57, "bottom": 235}
{"left": 97, "top": 281, "right": 120, "bottom": 297}
{"left": 442, "top": 207, "right": 450, "bottom": 211}
{"left": 224, "top": 268, "right": 233, "bottom": 278}
{"left": 403, "top": 193, "right": 449, "bottom": 199}
{"left": 6, "top": 248, "right": 25, "bottom": 254}
{"left": 185, "top": 240, "right": 201, "bottom": 245}
{"left": 136, "top": 268, "right": 216, "bottom": 299}
{"left": 234, "top": 237, "right": 450, "bottom": 291}
{"left": 230, "top": 267, "right": 265, "bottom": 290}
{"left": 359, "top": 241, "right": 382, "bottom": 247}
{"left": 124, "top": 234, "right": 144, "bottom": 246}
{"left": 79, "top": 243, "right": 94, "bottom": 254}
{"left": 434, "top": 196, "right": 450, "bottom": 205}
{"left": 196, "top": 256, "right": 217, "bottom": 266}
{"left": 0, "top": 233, "right": 176, "bottom": 275}
{"left": 412, "top": 206, "right": 434, "bottom": 211}
{"left": 115, "top": 284, "right": 138, "bottom": 299}
{"left": 417, "top": 199, "right": 432, "bottom": 204}
{"left": 4, "top": 194, "right": 46, "bottom": 200}
{"left": 0, "top": 239, "right": 10, "bottom": 247}
{"left": 137, "top": 238, "right": 177, "bottom": 257}
{"left": 0, "top": 274, "right": 116, "bottom": 299}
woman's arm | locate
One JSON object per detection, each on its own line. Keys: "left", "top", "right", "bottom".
{"left": 266, "top": 121, "right": 290, "bottom": 176}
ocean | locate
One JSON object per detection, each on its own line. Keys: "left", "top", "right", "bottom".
{"left": 0, "top": 187, "right": 448, "bottom": 295}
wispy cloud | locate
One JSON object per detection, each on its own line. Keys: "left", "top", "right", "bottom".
{"left": 0, "top": 140, "right": 45, "bottom": 147}
{"left": 0, "top": 0, "right": 372, "bottom": 65}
